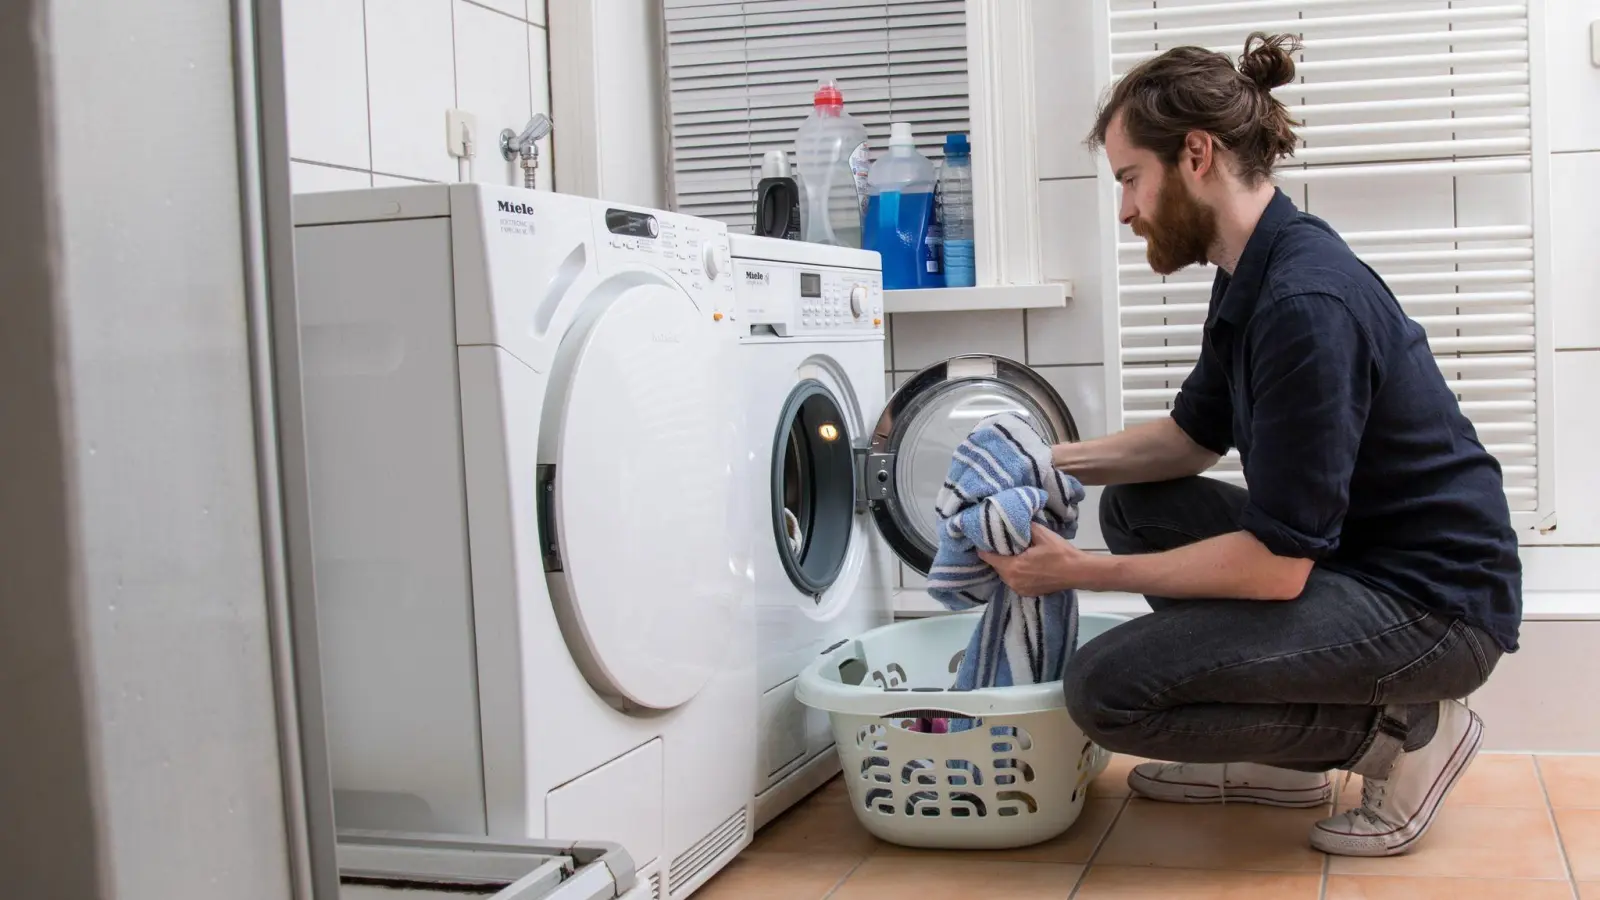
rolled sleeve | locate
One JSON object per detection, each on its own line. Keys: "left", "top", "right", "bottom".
{"left": 1170, "top": 341, "right": 1234, "bottom": 456}
{"left": 1240, "top": 295, "right": 1377, "bottom": 560}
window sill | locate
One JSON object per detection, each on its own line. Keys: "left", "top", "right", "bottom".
{"left": 881, "top": 282, "right": 1070, "bottom": 314}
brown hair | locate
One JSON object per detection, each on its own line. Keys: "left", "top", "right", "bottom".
{"left": 1087, "top": 32, "right": 1303, "bottom": 185}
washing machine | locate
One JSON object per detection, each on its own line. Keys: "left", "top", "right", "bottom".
{"left": 292, "top": 184, "right": 754, "bottom": 900}
{"left": 730, "top": 235, "right": 1082, "bottom": 829}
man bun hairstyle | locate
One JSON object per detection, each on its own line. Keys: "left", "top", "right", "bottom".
{"left": 1087, "top": 31, "right": 1303, "bottom": 185}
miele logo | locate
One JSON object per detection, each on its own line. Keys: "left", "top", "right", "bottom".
{"left": 652, "top": 331, "right": 683, "bottom": 343}
{"left": 497, "top": 200, "right": 536, "bottom": 215}
{"left": 743, "top": 270, "right": 769, "bottom": 284}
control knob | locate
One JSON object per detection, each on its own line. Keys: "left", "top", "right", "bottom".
{"left": 849, "top": 284, "right": 867, "bottom": 319}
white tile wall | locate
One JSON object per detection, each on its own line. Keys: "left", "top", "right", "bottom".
{"left": 1030, "top": 178, "right": 1107, "bottom": 367}
{"left": 1472, "top": 620, "right": 1600, "bottom": 752}
{"left": 887, "top": 310, "right": 1027, "bottom": 373}
{"left": 290, "top": 161, "right": 372, "bottom": 194}
{"left": 454, "top": 0, "right": 532, "bottom": 185}
{"left": 365, "top": 0, "right": 457, "bottom": 182}
{"left": 1551, "top": 152, "right": 1600, "bottom": 350}
{"left": 283, "top": 0, "right": 370, "bottom": 171}
{"left": 1032, "top": 0, "right": 1099, "bottom": 181}
{"left": 283, "top": 0, "right": 551, "bottom": 190}
{"left": 1545, "top": 0, "right": 1600, "bottom": 154}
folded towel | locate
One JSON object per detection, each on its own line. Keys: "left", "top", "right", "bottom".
{"left": 926, "top": 412, "right": 1085, "bottom": 697}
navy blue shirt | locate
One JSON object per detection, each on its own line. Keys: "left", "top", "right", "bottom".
{"left": 1170, "top": 189, "right": 1523, "bottom": 652}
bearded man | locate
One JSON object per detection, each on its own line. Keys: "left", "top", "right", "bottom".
{"left": 980, "top": 33, "right": 1522, "bottom": 857}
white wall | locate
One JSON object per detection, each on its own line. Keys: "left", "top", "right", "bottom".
{"left": 283, "top": 0, "right": 553, "bottom": 192}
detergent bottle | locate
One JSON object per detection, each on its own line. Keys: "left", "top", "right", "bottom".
{"left": 792, "top": 77, "right": 870, "bottom": 247}
{"left": 863, "top": 122, "right": 943, "bottom": 290}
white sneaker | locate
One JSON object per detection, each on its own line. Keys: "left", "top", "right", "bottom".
{"left": 1128, "top": 761, "right": 1332, "bottom": 807}
{"left": 1310, "top": 700, "right": 1483, "bottom": 857}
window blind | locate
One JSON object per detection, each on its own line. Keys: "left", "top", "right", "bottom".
{"left": 662, "top": 0, "right": 971, "bottom": 232}
{"left": 1106, "top": 0, "right": 1543, "bottom": 516}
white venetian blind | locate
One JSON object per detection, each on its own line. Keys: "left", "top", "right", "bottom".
{"left": 1107, "top": 0, "right": 1543, "bottom": 517}
{"left": 662, "top": 0, "right": 971, "bottom": 232}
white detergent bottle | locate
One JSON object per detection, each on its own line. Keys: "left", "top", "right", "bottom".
{"left": 864, "top": 122, "right": 943, "bottom": 290}
{"left": 793, "top": 77, "right": 869, "bottom": 248}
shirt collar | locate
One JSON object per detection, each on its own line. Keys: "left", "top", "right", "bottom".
{"left": 1214, "top": 187, "right": 1299, "bottom": 327}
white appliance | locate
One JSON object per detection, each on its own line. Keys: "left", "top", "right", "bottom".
{"left": 293, "top": 184, "right": 754, "bottom": 900}
{"left": 730, "top": 235, "right": 1083, "bottom": 828}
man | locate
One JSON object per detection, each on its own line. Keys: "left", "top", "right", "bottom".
{"left": 981, "top": 32, "right": 1521, "bottom": 857}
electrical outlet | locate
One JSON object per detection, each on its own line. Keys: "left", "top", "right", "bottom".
{"left": 446, "top": 109, "right": 478, "bottom": 159}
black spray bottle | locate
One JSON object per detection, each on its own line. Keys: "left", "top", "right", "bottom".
{"left": 754, "top": 150, "right": 802, "bottom": 239}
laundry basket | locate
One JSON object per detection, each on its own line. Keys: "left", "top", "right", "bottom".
{"left": 795, "top": 611, "right": 1128, "bottom": 849}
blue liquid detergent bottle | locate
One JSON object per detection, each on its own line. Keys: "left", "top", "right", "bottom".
{"left": 863, "top": 123, "right": 943, "bottom": 290}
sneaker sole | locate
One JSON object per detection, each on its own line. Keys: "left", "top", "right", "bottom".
{"left": 1310, "top": 709, "right": 1484, "bottom": 857}
{"left": 1128, "top": 769, "right": 1333, "bottom": 808}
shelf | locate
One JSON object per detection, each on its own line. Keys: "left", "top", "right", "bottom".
{"left": 881, "top": 281, "right": 1070, "bottom": 314}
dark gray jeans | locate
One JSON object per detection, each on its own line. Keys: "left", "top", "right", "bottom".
{"left": 1063, "top": 477, "right": 1501, "bottom": 778}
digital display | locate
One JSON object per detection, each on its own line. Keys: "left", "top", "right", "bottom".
{"left": 800, "top": 272, "right": 821, "bottom": 298}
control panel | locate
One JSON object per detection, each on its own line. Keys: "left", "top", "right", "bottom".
{"left": 594, "top": 205, "right": 736, "bottom": 321}
{"left": 733, "top": 257, "right": 884, "bottom": 338}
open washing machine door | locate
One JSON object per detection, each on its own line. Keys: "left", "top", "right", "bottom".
{"left": 539, "top": 268, "right": 734, "bottom": 712}
{"left": 865, "top": 354, "right": 1079, "bottom": 576}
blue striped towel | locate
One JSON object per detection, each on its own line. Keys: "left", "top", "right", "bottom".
{"left": 926, "top": 412, "right": 1085, "bottom": 700}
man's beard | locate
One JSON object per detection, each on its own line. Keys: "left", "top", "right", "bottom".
{"left": 1131, "top": 169, "right": 1218, "bottom": 276}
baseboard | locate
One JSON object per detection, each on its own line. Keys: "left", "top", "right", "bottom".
{"left": 752, "top": 748, "right": 842, "bottom": 831}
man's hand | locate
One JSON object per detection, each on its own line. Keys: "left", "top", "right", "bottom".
{"left": 977, "top": 528, "right": 1105, "bottom": 596}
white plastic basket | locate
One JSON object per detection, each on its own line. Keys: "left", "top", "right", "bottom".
{"left": 794, "top": 611, "right": 1129, "bottom": 849}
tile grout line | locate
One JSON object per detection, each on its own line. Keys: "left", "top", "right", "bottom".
{"left": 1533, "top": 756, "right": 1584, "bottom": 898}
{"left": 1317, "top": 840, "right": 1331, "bottom": 900}
{"left": 1066, "top": 793, "right": 1133, "bottom": 899}
{"left": 817, "top": 851, "right": 874, "bottom": 900}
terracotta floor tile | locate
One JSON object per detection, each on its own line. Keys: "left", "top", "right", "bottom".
{"left": 692, "top": 852, "right": 861, "bottom": 900}
{"left": 1325, "top": 875, "right": 1575, "bottom": 899}
{"left": 1092, "top": 798, "right": 1327, "bottom": 872}
{"left": 874, "top": 798, "right": 1124, "bottom": 865}
{"left": 1328, "top": 805, "right": 1567, "bottom": 879}
{"left": 1073, "top": 865, "right": 1321, "bottom": 899}
{"left": 828, "top": 856, "right": 1081, "bottom": 899}
{"left": 1336, "top": 755, "right": 1545, "bottom": 812}
{"left": 1580, "top": 882, "right": 1600, "bottom": 900}
{"left": 1540, "top": 756, "right": 1600, "bottom": 808}
{"left": 1557, "top": 808, "right": 1600, "bottom": 881}
{"left": 1091, "top": 754, "right": 1142, "bottom": 799}
{"left": 749, "top": 781, "right": 880, "bottom": 859}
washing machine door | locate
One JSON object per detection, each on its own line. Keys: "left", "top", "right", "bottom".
{"left": 867, "top": 354, "right": 1079, "bottom": 576}
{"left": 541, "top": 268, "right": 733, "bottom": 711}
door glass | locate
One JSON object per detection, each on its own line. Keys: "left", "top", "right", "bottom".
{"left": 774, "top": 382, "right": 854, "bottom": 597}
{"left": 893, "top": 382, "right": 1054, "bottom": 553}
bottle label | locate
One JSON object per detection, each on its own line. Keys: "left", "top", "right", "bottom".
{"left": 848, "top": 141, "right": 870, "bottom": 216}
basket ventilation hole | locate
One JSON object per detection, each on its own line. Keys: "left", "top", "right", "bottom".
{"left": 860, "top": 756, "right": 892, "bottom": 784}
{"left": 905, "top": 791, "right": 940, "bottom": 816}
{"left": 948, "top": 649, "right": 965, "bottom": 674}
{"left": 996, "top": 790, "right": 1040, "bottom": 816}
{"left": 995, "top": 759, "right": 1037, "bottom": 783}
{"left": 870, "top": 662, "right": 909, "bottom": 689}
{"left": 990, "top": 725, "right": 1035, "bottom": 750}
{"left": 864, "top": 787, "right": 894, "bottom": 816}
{"left": 945, "top": 760, "right": 983, "bottom": 785}
{"left": 901, "top": 759, "right": 937, "bottom": 785}
{"left": 855, "top": 724, "right": 888, "bottom": 748}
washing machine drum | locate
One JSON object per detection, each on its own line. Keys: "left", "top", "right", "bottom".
{"left": 541, "top": 270, "right": 735, "bottom": 711}
{"left": 770, "top": 353, "right": 1079, "bottom": 596}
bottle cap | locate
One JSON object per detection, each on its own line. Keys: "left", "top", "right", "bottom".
{"left": 761, "top": 150, "right": 789, "bottom": 178}
{"left": 889, "top": 122, "right": 915, "bottom": 148}
{"left": 944, "top": 133, "right": 970, "bottom": 157}
{"left": 813, "top": 77, "right": 843, "bottom": 109}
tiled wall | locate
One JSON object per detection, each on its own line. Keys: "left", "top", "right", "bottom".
{"left": 282, "top": 0, "right": 553, "bottom": 193}
{"left": 889, "top": 0, "right": 1600, "bottom": 572}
